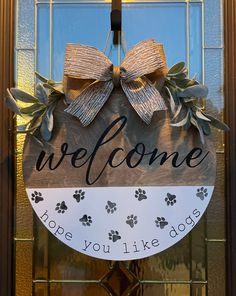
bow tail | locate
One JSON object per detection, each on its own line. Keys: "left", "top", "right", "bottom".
{"left": 65, "top": 80, "right": 114, "bottom": 126}
{"left": 121, "top": 77, "right": 167, "bottom": 124}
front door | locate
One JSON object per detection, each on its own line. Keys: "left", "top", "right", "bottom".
{"left": 1, "top": 0, "right": 231, "bottom": 295}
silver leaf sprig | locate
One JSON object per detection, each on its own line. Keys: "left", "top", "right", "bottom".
{"left": 5, "top": 73, "right": 64, "bottom": 142}
{"left": 164, "top": 62, "right": 229, "bottom": 144}
{"left": 5, "top": 64, "right": 229, "bottom": 144}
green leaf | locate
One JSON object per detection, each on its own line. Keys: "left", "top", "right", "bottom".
{"left": 168, "top": 62, "right": 186, "bottom": 76}
{"left": 29, "top": 115, "right": 43, "bottom": 129}
{"left": 172, "top": 102, "right": 183, "bottom": 120}
{"left": 35, "top": 72, "right": 61, "bottom": 85}
{"left": 10, "top": 88, "right": 38, "bottom": 103}
{"left": 204, "top": 114, "right": 230, "bottom": 131}
{"left": 43, "top": 83, "right": 55, "bottom": 91}
{"left": 5, "top": 89, "right": 21, "bottom": 115}
{"left": 177, "top": 85, "right": 208, "bottom": 98}
{"left": 36, "top": 83, "right": 49, "bottom": 104}
{"left": 165, "top": 78, "right": 177, "bottom": 90}
{"left": 43, "top": 83, "right": 64, "bottom": 94}
{"left": 165, "top": 87, "right": 176, "bottom": 114}
{"left": 39, "top": 102, "right": 57, "bottom": 141}
{"left": 54, "top": 85, "right": 64, "bottom": 93}
{"left": 40, "top": 115, "right": 52, "bottom": 141}
{"left": 35, "top": 72, "right": 48, "bottom": 83}
{"left": 20, "top": 103, "right": 45, "bottom": 115}
{"left": 47, "top": 103, "right": 56, "bottom": 132}
{"left": 17, "top": 123, "right": 30, "bottom": 132}
{"left": 195, "top": 110, "right": 211, "bottom": 122}
{"left": 17, "top": 126, "right": 39, "bottom": 134}
{"left": 197, "top": 119, "right": 211, "bottom": 136}
{"left": 17, "top": 115, "right": 44, "bottom": 134}
{"left": 174, "top": 72, "right": 188, "bottom": 80}
{"left": 184, "top": 119, "right": 192, "bottom": 130}
{"left": 171, "top": 110, "right": 190, "bottom": 127}
{"left": 183, "top": 97, "right": 198, "bottom": 103}
{"left": 32, "top": 107, "right": 48, "bottom": 117}
{"left": 190, "top": 116, "right": 205, "bottom": 144}
{"left": 47, "top": 79, "right": 61, "bottom": 85}
{"left": 174, "top": 78, "right": 198, "bottom": 89}
{"left": 30, "top": 134, "right": 44, "bottom": 147}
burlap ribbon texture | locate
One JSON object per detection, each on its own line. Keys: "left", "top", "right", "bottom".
{"left": 63, "top": 39, "right": 168, "bottom": 126}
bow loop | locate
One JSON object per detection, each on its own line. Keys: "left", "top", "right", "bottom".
{"left": 120, "top": 39, "right": 165, "bottom": 82}
{"left": 64, "top": 44, "right": 112, "bottom": 81}
{"left": 64, "top": 39, "right": 168, "bottom": 126}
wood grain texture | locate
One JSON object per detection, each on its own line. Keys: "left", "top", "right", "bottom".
{"left": 23, "top": 88, "right": 216, "bottom": 188}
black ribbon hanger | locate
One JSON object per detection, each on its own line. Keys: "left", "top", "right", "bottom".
{"left": 111, "top": 0, "right": 122, "bottom": 44}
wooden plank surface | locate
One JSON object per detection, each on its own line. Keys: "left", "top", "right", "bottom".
{"left": 23, "top": 88, "right": 216, "bottom": 188}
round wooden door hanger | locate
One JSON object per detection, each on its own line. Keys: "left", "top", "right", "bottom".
{"left": 23, "top": 89, "right": 216, "bottom": 261}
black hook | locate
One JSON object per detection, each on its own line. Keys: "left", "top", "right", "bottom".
{"left": 111, "top": 0, "right": 122, "bottom": 44}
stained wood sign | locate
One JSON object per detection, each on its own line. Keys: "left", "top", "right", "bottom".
{"left": 23, "top": 89, "right": 216, "bottom": 260}
{"left": 5, "top": 39, "right": 226, "bottom": 260}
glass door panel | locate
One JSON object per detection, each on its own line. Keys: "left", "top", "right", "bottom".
{"left": 15, "top": 0, "right": 226, "bottom": 295}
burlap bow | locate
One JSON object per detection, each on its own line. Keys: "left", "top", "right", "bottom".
{"left": 64, "top": 39, "right": 168, "bottom": 126}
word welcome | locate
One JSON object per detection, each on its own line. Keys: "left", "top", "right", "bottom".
{"left": 36, "top": 116, "right": 209, "bottom": 185}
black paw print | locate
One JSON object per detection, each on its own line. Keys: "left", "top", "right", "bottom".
{"left": 196, "top": 187, "right": 208, "bottom": 200}
{"left": 79, "top": 214, "right": 92, "bottom": 226}
{"left": 55, "top": 201, "right": 68, "bottom": 213}
{"left": 126, "top": 215, "right": 138, "bottom": 228}
{"left": 73, "top": 189, "right": 85, "bottom": 203}
{"left": 135, "top": 188, "right": 147, "bottom": 201}
{"left": 105, "top": 201, "right": 117, "bottom": 214}
{"left": 155, "top": 217, "right": 168, "bottom": 229}
{"left": 108, "top": 230, "right": 121, "bottom": 242}
{"left": 165, "top": 193, "right": 177, "bottom": 206}
{"left": 31, "top": 191, "right": 44, "bottom": 203}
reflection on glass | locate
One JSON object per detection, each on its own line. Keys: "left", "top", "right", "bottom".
{"left": 189, "top": 3, "right": 202, "bottom": 81}
{"left": 129, "top": 236, "right": 191, "bottom": 281}
{"left": 37, "top": 5, "right": 50, "bottom": 77}
{"left": 50, "top": 283, "right": 108, "bottom": 296}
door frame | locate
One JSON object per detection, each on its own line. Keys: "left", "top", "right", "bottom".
{"left": 0, "top": 0, "right": 236, "bottom": 295}
{"left": 0, "top": 1, "right": 15, "bottom": 296}
{"left": 224, "top": 1, "right": 236, "bottom": 295}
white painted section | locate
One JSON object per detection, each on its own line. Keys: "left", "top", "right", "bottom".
{"left": 26, "top": 186, "right": 214, "bottom": 260}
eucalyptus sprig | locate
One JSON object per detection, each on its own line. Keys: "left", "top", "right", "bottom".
{"left": 164, "top": 62, "right": 229, "bottom": 144}
{"left": 5, "top": 73, "right": 64, "bottom": 142}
